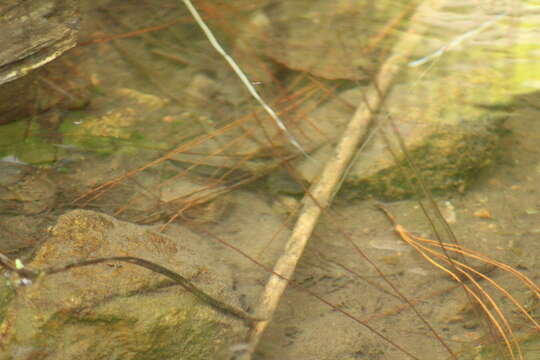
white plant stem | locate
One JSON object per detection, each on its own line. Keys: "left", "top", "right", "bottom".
{"left": 180, "top": 0, "right": 308, "bottom": 157}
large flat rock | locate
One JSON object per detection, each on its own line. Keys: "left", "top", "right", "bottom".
{"left": 0, "top": 210, "right": 250, "bottom": 359}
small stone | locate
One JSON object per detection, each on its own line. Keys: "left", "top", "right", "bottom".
{"left": 473, "top": 208, "right": 492, "bottom": 219}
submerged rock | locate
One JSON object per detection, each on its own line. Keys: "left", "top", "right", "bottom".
{"left": 0, "top": 166, "right": 57, "bottom": 215}
{"left": 0, "top": 210, "right": 251, "bottom": 359}
{"left": 296, "top": 77, "right": 508, "bottom": 200}
{"left": 230, "top": 0, "right": 539, "bottom": 200}
{"left": 236, "top": 0, "right": 408, "bottom": 80}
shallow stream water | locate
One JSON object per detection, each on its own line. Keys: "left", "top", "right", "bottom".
{"left": 0, "top": 1, "right": 539, "bottom": 359}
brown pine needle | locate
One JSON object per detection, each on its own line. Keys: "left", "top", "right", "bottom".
{"left": 411, "top": 236, "right": 540, "bottom": 297}
{"left": 398, "top": 229, "right": 521, "bottom": 359}
{"left": 413, "top": 240, "right": 540, "bottom": 327}
{"left": 378, "top": 204, "right": 540, "bottom": 360}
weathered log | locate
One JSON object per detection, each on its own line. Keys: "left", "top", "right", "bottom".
{"left": 0, "top": 0, "right": 79, "bottom": 124}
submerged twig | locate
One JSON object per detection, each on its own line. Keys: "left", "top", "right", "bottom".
{"left": 0, "top": 253, "right": 258, "bottom": 324}
{"left": 243, "top": 1, "right": 450, "bottom": 359}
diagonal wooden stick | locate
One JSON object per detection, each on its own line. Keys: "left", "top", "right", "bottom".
{"left": 240, "top": 0, "right": 446, "bottom": 358}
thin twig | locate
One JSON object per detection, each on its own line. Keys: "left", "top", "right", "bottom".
{"left": 179, "top": 0, "right": 308, "bottom": 157}
{"left": 1, "top": 253, "right": 258, "bottom": 324}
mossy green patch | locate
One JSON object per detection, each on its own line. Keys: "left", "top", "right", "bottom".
{"left": 0, "top": 120, "right": 59, "bottom": 165}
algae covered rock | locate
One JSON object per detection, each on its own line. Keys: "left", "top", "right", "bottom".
{"left": 295, "top": 68, "right": 508, "bottom": 201}
{"left": 0, "top": 210, "right": 250, "bottom": 359}
{"left": 237, "top": 0, "right": 540, "bottom": 200}
{"left": 344, "top": 70, "right": 508, "bottom": 200}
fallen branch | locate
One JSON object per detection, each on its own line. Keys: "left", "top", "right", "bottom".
{"left": 243, "top": 0, "right": 447, "bottom": 358}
